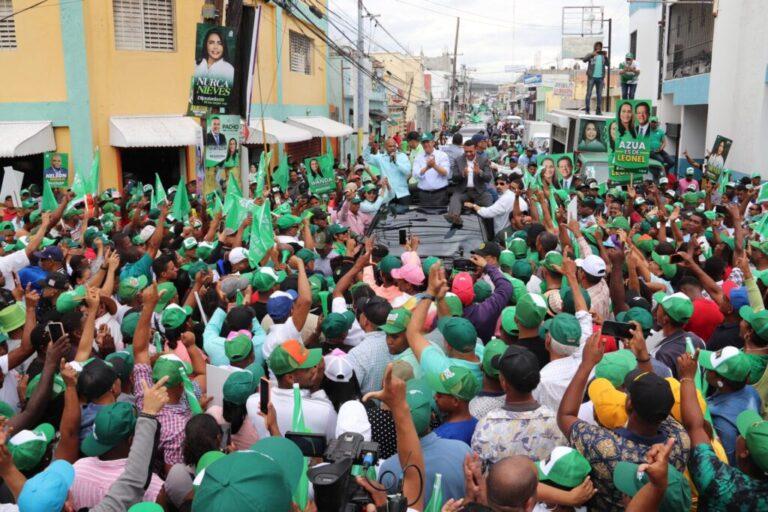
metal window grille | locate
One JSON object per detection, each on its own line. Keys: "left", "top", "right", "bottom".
{"left": 0, "top": 0, "right": 17, "bottom": 50}
{"left": 665, "top": 3, "right": 713, "bottom": 80}
{"left": 289, "top": 30, "right": 312, "bottom": 75}
{"left": 113, "top": 0, "right": 175, "bottom": 51}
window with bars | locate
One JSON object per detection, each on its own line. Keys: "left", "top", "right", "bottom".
{"left": 0, "top": 0, "right": 17, "bottom": 50}
{"left": 289, "top": 31, "right": 313, "bottom": 75}
{"left": 113, "top": 0, "right": 175, "bottom": 51}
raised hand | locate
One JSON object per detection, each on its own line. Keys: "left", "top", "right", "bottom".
{"left": 141, "top": 375, "right": 170, "bottom": 415}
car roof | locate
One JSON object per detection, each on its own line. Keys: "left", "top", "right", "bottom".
{"left": 368, "top": 207, "right": 489, "bottom": 262}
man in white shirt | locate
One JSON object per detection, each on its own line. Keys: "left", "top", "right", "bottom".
{"left": 248, "top": 339, "right": 337, "bottom": 441}
{"left": 261, "top": 258, "right": 311, "bottom": 359}
{"left": 412, "top": 133, "right": 451, "bottom": 207}
{"left": 465, "top": 175, "right": 528, "bottom": 236}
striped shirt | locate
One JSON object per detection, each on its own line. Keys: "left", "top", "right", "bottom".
{"left": 70, "top": 456, "right": 164, "bottom": 510}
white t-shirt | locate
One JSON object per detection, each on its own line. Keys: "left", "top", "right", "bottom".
{"left": 467, "top": 159, "right": 476, "bottom": 188}
{"left": 0, "top": 251, "right": 29, "bottom": 291}
{"left": 0, "top": 355, "right": 20, "bottom": 413}
{"left": 247, "top": 386, "right": 337, "bottom": 441}
{"left": 262, "top": 318, "right": 302, "bottom": 359}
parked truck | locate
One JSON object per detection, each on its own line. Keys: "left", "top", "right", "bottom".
{"left": 522, "top": 120, "right": 552, "bottom": 153}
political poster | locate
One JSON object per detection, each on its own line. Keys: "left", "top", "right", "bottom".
{"left": 577, "top": 120, "right": 608, "bottom": 153}
{"left": 188, "top": 24, "right": 238, "bottom": 116}
{"left": 43, "top": 152, "right": 69, "bottom": 188}
{"left": 704, "top": 135, "right": 732, "bottom": 182}
{"left": 610, "top": 99, "right": 652, "bottom": 171}
{"left": 551, "top": 153, "right": 575, "bottom": 183}
{"left": 204, "top": 115, "right": 242, "bottom": 169}
{"left": 304, "top": 150, "right": 336, "bottom": 196}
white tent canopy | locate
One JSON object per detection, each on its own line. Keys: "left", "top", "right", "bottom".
{"left": 110, "top": 116, "right": 202, "bottom": 147}
{"left": 286, "top": 116, "right": 354, "bottom": 138}
{"left": 246, "top": 118, "right": 313, "bottom": 144}
{"left": 0, "top": 121, "right": 55, "bottom": 157}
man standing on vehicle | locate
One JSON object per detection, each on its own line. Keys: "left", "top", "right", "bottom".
{"left": 445, "top": 140, "right": 493, "bottom": 228}
{"left": 363, "top": 136, "right": 412, "bottom": 213}
{"left": 413, "top": 133, "right": 451, "bottom": 207}
{"left": 619, "top": 53, "right": 640, "bottom": 100}
{"left": 440, "top": 132, "right": 465, "bottom": 181}
{"left": 583, "top": 42, "right": 609, "bottom": 115}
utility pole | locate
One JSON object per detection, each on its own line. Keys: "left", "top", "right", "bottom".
{"left": 605, "top": 17, "right": 612, "bottom": 113}
{"left": 356, "top": 0, "right": 365, "bottom": 156}
{"left": 449, "top": 17, "right": 460, "bottom": 126}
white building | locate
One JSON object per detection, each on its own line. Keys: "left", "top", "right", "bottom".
{"left": 629, "top": 0, "right": 768, "bottom": 176}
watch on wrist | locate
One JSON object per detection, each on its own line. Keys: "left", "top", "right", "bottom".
{"left": 415, "top": 293, "right": 436, "bottom": 301}
{"left": 139, "top": 412, "right": 158, "bottom": 420}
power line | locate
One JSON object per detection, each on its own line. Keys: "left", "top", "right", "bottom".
{"left": 391, "top": 0, "right": 560, "bottom": 30}
{"left": 0, "top": 0, "right": 49, "bottom": 22}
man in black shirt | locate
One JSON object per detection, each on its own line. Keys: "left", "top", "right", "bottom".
{"left": 512, "top": 293, "right": 550, "bottom": 369}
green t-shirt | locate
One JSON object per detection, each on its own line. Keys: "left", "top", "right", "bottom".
{"left": 485, "top": 146, "right": 500, "bottom": 163}
{"left": 649, "top": 128, "right": 666, "bottom": 152}
{"left": 120, "top": 253, "right": 153, "bottom": 281}
{"left": 619, "top": 62, "right": 638, "bottom": 84}
{"left": 419, "top": 344, "right": 483, "bottom": 389}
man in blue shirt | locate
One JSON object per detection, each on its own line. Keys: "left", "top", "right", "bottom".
{"left": 363, "top": 138, "right": 412, "bottom": 214}
{"left": 582, "top": 42, "right": 609, "bottom": 115}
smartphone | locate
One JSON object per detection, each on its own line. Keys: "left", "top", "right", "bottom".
{"left": 285, "top": 431, "right": 327, "bottom": 458}
{"left": 715, "top": 205, "right": 729, "bottom": 216}
{"left": 259, "top": 377, "right": 270, "bottom": 414}
{"left": 46, "top": 322, "right": 65, "bottom": 343}
{"left": 601, "top": 320, "right": 635, "bottom": 339}
{"left": 398, "top": 229, "right": 407, "bottom": 245}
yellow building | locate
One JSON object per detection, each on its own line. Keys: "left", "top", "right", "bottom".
{"left": 370, "top": 52, "right": 430, "bottom": 136}
{"left": 0, "top": 0, "right": 350, "bottom": 191}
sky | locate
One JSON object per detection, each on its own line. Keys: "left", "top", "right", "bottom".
{"left": 327, "top": 0, "right": 631, "bottom": 83}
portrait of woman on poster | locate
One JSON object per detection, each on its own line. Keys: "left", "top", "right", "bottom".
{"left": 577, "top": 121, "right": 607, "bottom": 152}
{"left": 220, "top": 138, "right": 239, "bottom": 168}
{"left": 539, "top": 157, "right": 559, "bottom": 188}
{"left": 706, "top": 139, "right": 728, "bottom": 173}
{"left": 308, "top": 159, "right": 323, "bottom": 179}
{"left": 617, "top": 102, "right": 637, "bottom": 138}
{"left": 195, "top": 27, "right": 235, "bottom": 83}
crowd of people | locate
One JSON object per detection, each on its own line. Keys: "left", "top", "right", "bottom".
{"left": 0, "top": 120, "right": 767, "bottom": 512}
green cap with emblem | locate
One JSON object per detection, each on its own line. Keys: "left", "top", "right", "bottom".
{"left": 81, "top": 403, "right": 137, "bottom": 457}
{"left": 515, "top": 293, "right": 548, "bottom": 328}
{"left": 251, "top": 267, "right": 282, "bottom": 292}
{"left": 327, "top": 223, "right": 349, "bottom": 237}
{"left": 7, "top": 423, "right": 56, "bottom": 470}
{"left": 508, "top": 238, "right": 528, "bottom": 259}
{"left": 443, "top": 293, "right": 463, "bottom": 317}
{"left": 196, "top": 241, "right": 215, "bottom": 261}
{"left": 152, "top": 354, "right": 188, "bottom": 387}
{"left": 25, "top": 373, "right": 65, "bottom": 400}
{"left": 651, "top": 252, "right": 678, "bottom": 280}
{"left": 268, "top": 339, "right": 322, "bottom": 376}
{"left": 541, "top": 251, "right": 563, "bottom": 272}
{"left": 380, "top": 308, "right": 411, "bottom": 335}
{"left": 437, "top": 316, "right": 477, "bottom": 352}
{"left": 595, "top": 349, "right": 638, "bottom": 387}
{"left": 276, "top": 215, "right": 302, "bottom": 230}
{"left": 548, "top": 313, "right": 581, "bottom": 347}
{"left": 181, "top": 237, "right": 198, "bottom": 251}
{"left": 698, "top": 346, "right": 751, "bottom": 382}
{"left": 295, "top": 248, "right": 317, "bottom": 264}
{"left": 55, "top": 285, "right": 86, "bottom": 313}
{"left": 500, "top": 306, "right": 518, "bottom": 336}
{"left": 739, "top": 306, "right": 768, "bottom": 340}
{"left": 429, "top": 365, "right": 479, "bottom": 401}
{"left": 499, "top": 250, "right": 516, "bottom": 269}
{"left": 225, "top": 333, "right": 254, "bottom": 363}
{"left": 536, "top": 446, "right": 592, "bottom": 489}
{"left": 653, "top": 292, "right": 694, "bottom": 323}
{"left": 613, "top": 460, "right": 691, "bottom": 512}
{"left": 154, "top": 282, "right": 177, "bottom": 312}
{"left": 607, "top": 216, "right": 630, "bottom": 231}
{"left": 482, "top": 338, "right": 507, "bottom": 378}
{"left": 736, "top": 410, "right": 768, "bottom": 473}
{"left": 118, "top": 275, "right": 148, "bottom": 301}
{"left": 160, "top": 304, "right": 192, "bottom": 330}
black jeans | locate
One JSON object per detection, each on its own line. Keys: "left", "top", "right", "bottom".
{"left": 585, "top": 77, "right": 604, "bottom": 113}
{"left": 621, "top": 82, "right": 637, "bottom": 99}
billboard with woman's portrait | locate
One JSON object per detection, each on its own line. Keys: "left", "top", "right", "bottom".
{"left": 188, "top": 24, "right": 238, "bottom": 116}
{"left": 705, "top": 135, "right": 732, "bottom": 181}
{"left": 204, "top": 115, "right": 242, "bottom": 169}
{"left": 610, "top": 99, "right": 651, "bottom": 170}
{"left": 577, "top": 120, "right": 608, "bottom": 153}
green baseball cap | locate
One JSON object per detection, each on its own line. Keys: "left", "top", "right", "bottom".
{"left": 736, "top": 410, "right": 768, "bottom": 473}
{"left": 268, "top": 339, "right": 322, "bottom": 376}
{"left": 651, "top": 252, "right": 678, "bottom": 280}
{"left": 0, "top": 303, "right": 25, "bottom": 333}
{"left": 154, "top": 282, "right": 177, "bottom": 312}
{"left": 121, "top": 312, "right": 140, "bottom": 339}
{"left": 295, "top": 248, "right": 317, "bottom": 265}
{"left": 81, "top": 402, "right": 137, "bottom": 457}
{"left": 473, "top": 280, "right": 492, "bottom": 302}
{"left": 55, "top": 285, "right": 86, "bottom": 313}
{"left": 152, "top": 354, "right": 187, "bottom": 387}
{"left": 405, "top": 379, "right": 434, "bottom": 436}
{"left": 515, "top": 293, "right": 548, "bottom": 328}
{"left": 508, "top": 238, "right": 528, "bottom": 259}
{"left": 536, "top": 446, "right": 592, "bottom": 489}
{"left": 437, "top": 316, "right": 477, "bottom": 353}
{"left": 118, "top": 275, "right": 149, "bottom": 301}
{"left": 500, "top": 306, "right": 518, "bottom": 336}
{"left": 653, "top": 292, "right": 694, "bottom": 324}
{"left": 616, "top": 307, "right": 654, "bottom": 333}
{"left": 430, "top": 365, "right": 479, "bottom": 401}
{"left": 327, "top": 223, "right": 349, "bottom": 237}
{"left": 511, "top": 259, "right": 533, "bottom": 282}
{"left": 443, "top": 293, "right": 463, "bottom": 317}
{"left": 196, "top": 241, "right": 216, "bottom": 261}
{"left": 182, "top": 260, "right": 209, "bottom": 280}
{"left": 225, "top": 333, "right": 254, "bottom": 363}
{"left": 160, "top": 304, "right": 192, "bottom": 330}
{"left": 482, "top": 338, "right": 507, "bottom": 378}
{"left": 223, "top": 370, "right": 258, "bottom": 405}
{"left": 541, "top": 251, "right": 563, "bottom": 272}
{"left": 739, "top": 306, "right": 768, "bottom": 340}
{"left": 321, "top": 312, "right": 353, "bottom": 339}
{"left": 181, "top": 237, "right": 198, "bottom": 252}
{"left": 25, "top": 373, "right": 65, "bottom": 400}
{"left": 0, "top": 401, "right": 15, "bottom": 419}
{"left": 595, "top": 349, "right": 638, "bottom": 387}
{"left": 613, "top": 461, "right": 691, "bottom": 512}
{"left": 499, "top": 250, "right": 516, "bottom": 269}
{"left": 377, "top": 254, "right": 402, "bottom": 274}
{"left": 106, "top": 351, "right": 135, "bottom": 382}
{"left": 250, "top": 267, "right": 282, "bottom": 292}
{"left": 7, "top": 423, "right": 55, "bottom": 471}
{"left": 276, "top": 215, "right": 302, "bottom": 230}
{"left": 560, "top": 286, "right": 591, "bottom": 315}
{"left": 422, "top": 256, "right": 440, "bottom": 276}
{"left": 548, "top": 313, "right": 581, "bottom": 347}
{"left": 698, "top": 346, "right": 751, "bottom": 382}
{"left": 607, "top": 216, "right": 630, "bottom": 231}
{"left": 380, "top": 308, "right": 411, "bottom": 335}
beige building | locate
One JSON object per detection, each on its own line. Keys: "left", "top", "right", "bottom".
{"left": 371, "top": 52, "right": 431, "bottom": 135}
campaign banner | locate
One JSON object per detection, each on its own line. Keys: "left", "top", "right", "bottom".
{"left": 43, "top": 152, "right": 69, "bottom": 188}
{"left": 304, "top": 153, "right": 335, "bottom": 196}
{"left": 610, "top": 99, "right": 651, "bottom": 170}
{"left": 577, "top": 120, "right": 608, "bottom": 153}
{"left": 550, "top": 153, "right": 575, "bottom": 185}
{"left": 704, "top": 135, "right": 732, "bottom": 182}
{"left": 204, "top": 115, "right": 242, "bottom": 168}
{"left": 188, "top": 24, "right": 238, "bottom": 116}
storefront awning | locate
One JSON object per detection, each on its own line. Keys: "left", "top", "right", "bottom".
{"left": 109, "top": 116, "right": 202, "bottom": 148}
{"left": 369, "top": 109, "right": 389, "bottom": 121}
{"left": 0, "top": 121, "right": 55, "bottom": 157}
{"left": 286, "top": 116, "right": 354, "bottom": 138}
{"left": 246, "top": 118, "right": 313, "bottom": 144}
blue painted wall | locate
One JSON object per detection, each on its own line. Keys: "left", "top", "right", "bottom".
{"left": 662, "top": 74, "right": 710, "bottom": 106}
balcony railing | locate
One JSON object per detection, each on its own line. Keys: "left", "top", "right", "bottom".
{"left": 665, "top": 3, "right": 714, "bottom": 80}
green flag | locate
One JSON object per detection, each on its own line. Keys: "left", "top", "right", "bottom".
{"left": 223, "top": 171, "right": 243, "bottom": 217}
{"left": 227, "top": 169, "right": 243, "bottom": 198}
{"left": 255, "top": 151, "right": 272, "bottom": 199}
{"left": 225, "top": 197, "right": 253, "bottom": 233}
{"left": 153, "top": 174, "right": 167, "bottom": 207}
{"left": 273, "top": 153, "right": 290, "bottom": 192}
{"left": 170, "top": 176, "right": 191, "bottom": 221}
{"left": 757, "top": 182, "right": 768, "bottom": 204}
{"left": 72, "top": 164, "right": 87, "bottom": 199}
{"left": 41, "top": 179, "right": 57, "bottom": 212}
{"left": 424, "top": 473, "right": 444, "bottom": 512}
{"left": 180, "top": 367, "right": 202, "bottom": 415}
{"left": 247, "top": 199, "right": 275, "bottom": 267}
{"left": 291, "top": 383, "right": 311, "bottom": 509}
{"left": 88, "top": 148, "right": 100, "bottom": 196}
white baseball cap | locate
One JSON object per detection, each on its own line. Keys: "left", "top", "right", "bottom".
{"left": 324, "top": 348, "right": 354, "bottom": 383}
{"left": 576, "top": 254, "right": 606, "bottom": 278}
{"left": 228, "top": 247, "right": 248, "bottom": 265}
{"left": 335, "top": 400, "right": 372, "bottom": 441}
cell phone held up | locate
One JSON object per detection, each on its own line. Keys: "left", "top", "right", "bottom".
{"left": 601, "top": 320, "right": 635, "bottom": 339}
{"left": 259, "top": 377, "right": 270, "bottom": 414}
{"left": 398, "top": 229, "right": 407, "bottom": 246}
{"left": 46, "top": 322, "right": 65, "bottom": 343}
